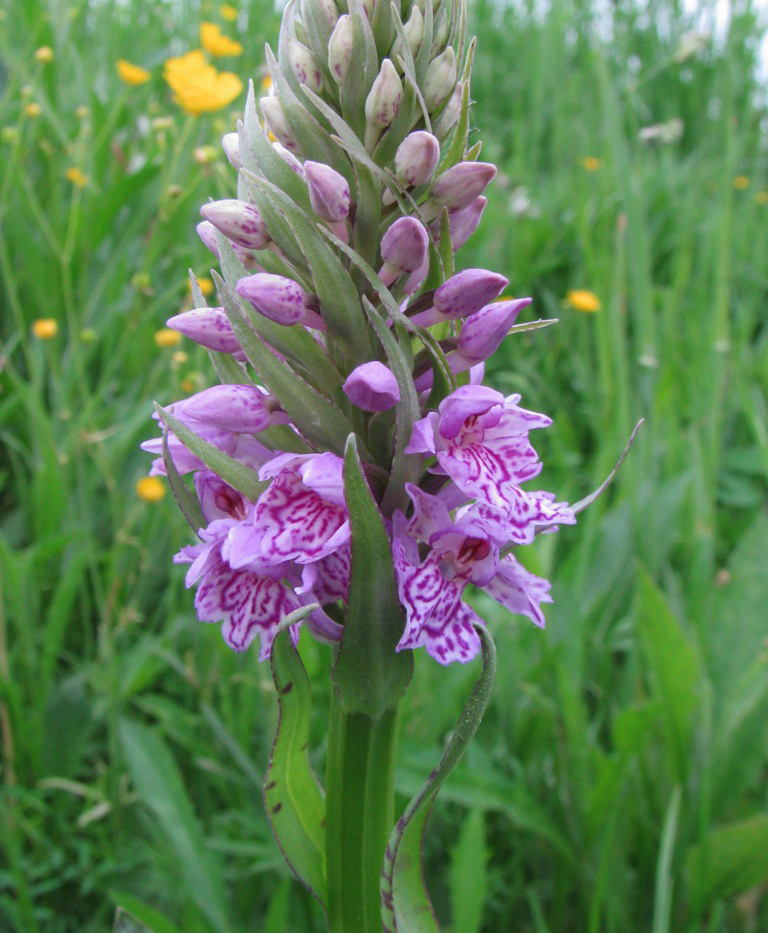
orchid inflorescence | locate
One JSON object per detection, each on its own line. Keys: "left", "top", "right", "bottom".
{"left": 142, "top": 0, "right": 575, "bottom": 670}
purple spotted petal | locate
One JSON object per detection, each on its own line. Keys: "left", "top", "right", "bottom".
{"left": 482, "top": 554, "right": 552, "bottom": 628}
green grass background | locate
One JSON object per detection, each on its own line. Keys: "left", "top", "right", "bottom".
{"left": 1, "top": 0, "right": 768, "bottom": 929}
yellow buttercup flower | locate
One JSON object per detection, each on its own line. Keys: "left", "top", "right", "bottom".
{"left": 136, "top": 476, "right": 166, "bottom": 503}
{"left": 200, "top": 22, "right": 243, "bottom": 57}
{"left": 220, "top": 5, "right": 238, "bottom": 21}
{"left": 117, "top": 59, "right": 151, "bottom": 86}
{"left": 65, "top": 166, "right": 88, "bottom": 188}
{"left": 566, "top": 290, "right": 602, "bottom": 313}
{"left": 733, "top": 175, "right": 750, "bottom": 190}
{"left": 35, "top": 46, "right": 54, "bottom": 63}
{"left": 33, "top": 318, "right": 58, "bottom": 339}
{"left": 260, "top": 74, "right": 272, "bottom": 92}
{"left": 196, "top": 276, "right": 214, "bottom": 296}
{"left": 25, "top": 102, "right": 42, "bottom": 118}
{"left": 755, "top": 190, "right": 768, "bottom": 205}
{"left": 155, "top": 328, "right": 183, "bottom": 348}
{"left": 581, "top": 156, "right": 601, "bottom": 172}
{"left": 164, "top": 50, "right": 242, "bottom": 115}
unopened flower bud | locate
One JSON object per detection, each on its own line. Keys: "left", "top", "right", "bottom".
{"left": 302, "top": 0, "right": 339, "bottom": 29}
{"left": 273, "top": 142, "right": 306, "bottom": 178}
{"left": 410, "top": 268, "right": 508, "bottom": 327}
{"left": 429, "top": 14, "right": 449, "bottom": 57}
{"left": 328, "top": 15, "right": 353, "bottom": 84}
{"left": 305, "top": 160, "right": 350, "bottom": 222}
{"left": 221, "top": 132, "right": 241, "bottom": 169}
{"left": 179, "top": 385, "right": 279, "bottom": 433}
{"left": 447, "top": 196, "right": 487, "bottom": 250}
{"left": 260, "top": 95, "right": 298, "bottom": 151}
{"left": 456, "top": 298, "right": 531, "bottom": 364}
{"left": 423, "top": 47, "right": 456, "bottom": 112}
{"left": 196, "top": 220, "right": 256, "bottom": 264}
{"left": 200, "top": 200, "right": 270, "bottom": 250}
{"left": 166, "top": 307, "right": 242, "bottom": 354}
{"left": 395, "top": 131, "right": 440, "bottom": 187}
{"left": 237, "top": 273, "right": 324, "bottom": 329}
{"left": 391, "top": 7, "right": 423, "bottom": 62}
{"left": 433, "top": 81, "right": 462, "bottom": 139}
{"left": 343, "top": 361, "right": 400, "bottom": 411}
{"left": 365, "top": 59, "right": 402, "bottom": 127}
{"left": 379, "top": 217, "right": 429, "bottom": 285}
{"left": 431, "top": 162, "right": 497, "bottom": 211}
{"left": 286, "top": 37, "right": 323, "bottom": 94}
{"left": 361, "top": 0, "right": 375, "bottom": 19}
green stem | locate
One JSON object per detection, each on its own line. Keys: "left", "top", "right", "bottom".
{"left": 325, "top": 689, "right": 400, "bottom": 932}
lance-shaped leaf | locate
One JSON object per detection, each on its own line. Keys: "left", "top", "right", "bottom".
{"left": 154, "top": 404, "right": 269, "bottom": 503}
{"left": 213, "top": 271, "right": 358, "bottom": 457}
{"left": 571, "top": 419, "right": 644, "bottom": 514}
{"left": 332, "top": 434, "right": 413, "bottom": 718}
{"left": 265, "top": 608, "right": 327, "bottom": 909}
{"left": 362, "top": 299, "right": 421, "bottom": 516}
{"left": 381, "top": 624, "right": 497, "bottom": 932}
{"left": 214, "top": 231, "right": 343, "bottom": 393}
{"left": 243, "top": 172, "right": 371, "bottom": 360}
{"left": 162, "top": 429, "right": 205, "bottom": 533}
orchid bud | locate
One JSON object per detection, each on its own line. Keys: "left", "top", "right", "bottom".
{"left": 379, "top": 217, "right": 429, "bottom": 285}
{"left": 166, "top": 307, "right": 242, "bottom": 354}
{"left": 365, "top": 59, "right": 402, "bottom": 128}
{"left": 343, "top": 361, "right": 400, "bottom": 411}
{"left": 391, "top": 6, "right": 424, "bottom": 62}
{"left": 410, "top": 268, "right": 509, "bottom": 327}
{"left": 423, "top": 47, "right": 456, "bottom": 112}
{"left": 430, "top": 162, "right": 497, "bottom": 211}
{"left": 433, "top": 81, "right": 462, "bottom": 140}
{"left": 260, "top": 95, "right": 298, "bottom": 151}
{"left": 236, "top": 273, "right": 325, "bottom": 329}
{"left": 179, "top": 385, "right": 280, "bottom": 434}
{"left": 302, "top": 0, "right": 339, "bottom": 30}
{"left": 200, "top": 200, "right": 271, "bottom": 251}
{"left": 456, "top": 298, "right": 531, "bottom": 364}
{"left": 221, "top": 132, "right": 241, "bottom": 169}
{"left": 273, "top": 142, "right": 306, "bottom": 178}
{"left": 361, "top": 0, "right": 375, "bottom": 20}
{"left": 395, "top": 131, "right": 440, "bottom": 187}
{"left": 305, "top": 161, "right": 350, "bottom": 222}
{"left": 286, "top": 37, "right": 323, "bottom": 94}
{"left": 429, "top": 13, "right": 450, "bottom": 57}
{"left": 447, "top": 196, "right": 487, "bottom": 250}
{"left": 197, "top": 220, "right": 254, "bottom": 265}
{"left": 328, "top": 15, "right": 353, "bottom": 84}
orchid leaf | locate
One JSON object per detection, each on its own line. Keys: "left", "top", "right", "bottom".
{"left": 572, "top": 419, "right": 644, "bottom": 513}
{"left": 265, "top": 607, "right": 327, "bottom": 909}
{"left": 333, "top": 434, "right": 413, "bottom": 718}
{"left": 161, "top": 429, "right": 204, "bottom": 534}
{"left": 362, "top": 299, "right": 422, "bottom": 515}
{"left": 154, "top": 405, "right": 269, "bottom": 503}
{"left": 381, "top": 624, "right": 496, "bottom": 932}
{"left": 213, "top": 271, "right": 358, "bottom": 457}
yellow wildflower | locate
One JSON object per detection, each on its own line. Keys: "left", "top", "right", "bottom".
{"left": 34, "top": 46, "right": 54, "bottom": 63}
{"left": 733, "top": 175, "right": 750, "bottom": 190}
{"left": 581, "top": 156, "right": 601, "bottom": 172}
{"left": 65, "top": 166, "right": 88, "bottom": 188}
{"left": 136, "top": 476, "right": 166, "bottom": 503}
{"left": 155, "top": 328, "right": 183, "bottom": 348}
{"left": 33, "top": 318, "right": 58, "bottom": 339}
{"left": 25, "top": 102, "right": 42, "bottom": 118}
{"left": 200, "top": 22, "right": 243, "bottom": 57}
{"left": 260, "top": 74, "right": 272, "bottom": 92}
{"left": 196, "top": 276, "right": 214, "bottom": 296}
{"left": 164, "top": 50, "right": 242, "bottom": 115}
{"left": 220, "top": 4, "right": 238, "bottom": 20}
{"left": 117, "top": 59, "right": 151, "bottom": 86}
{"left": 755, "top": 190, "right": 768, "bottom": 205}
{"left": 171, "top": 350, "right": 189, "bottom": 367}
{"left": 566, "top": 290, "right": 602, "bottom": 313}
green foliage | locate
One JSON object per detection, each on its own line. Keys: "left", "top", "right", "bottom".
{"left": 1, "top": 0, "right": 767, "bottom": 929}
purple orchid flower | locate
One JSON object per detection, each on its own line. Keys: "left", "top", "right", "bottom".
{"left": 392, "top": 485, "right": 554, "bottom": 665}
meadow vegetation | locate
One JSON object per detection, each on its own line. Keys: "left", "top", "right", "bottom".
{"left": 1, "top": 0, "right": 767, "bottom": 929}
